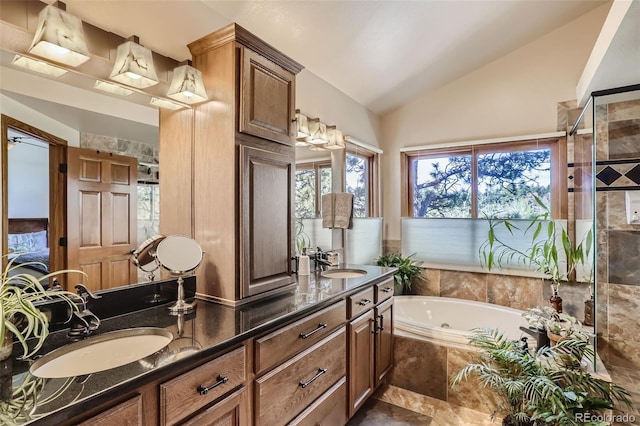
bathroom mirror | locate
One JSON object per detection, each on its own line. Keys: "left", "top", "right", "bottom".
{"left": 131, "top": 234, "right": 166, "bottom": 279}
{"left": 155, "top": 235, "right": 203, "bottom": 313}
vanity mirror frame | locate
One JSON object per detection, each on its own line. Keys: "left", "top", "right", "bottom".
{"left": 1, "top": 114, "right": 68, "bottom": 284}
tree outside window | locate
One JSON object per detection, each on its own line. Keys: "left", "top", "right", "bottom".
{"left": 295, "top": 163, "right": 331, "bottom": 218}
{"left": 346, "top": 153, "right": 369, "bottom": 217}
{"left": 408, "top": 140, "right": 556, "bottom": 219}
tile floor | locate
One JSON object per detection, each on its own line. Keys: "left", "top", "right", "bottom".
{"left": 348, "top": 369, "right": 640, "bottom": 426}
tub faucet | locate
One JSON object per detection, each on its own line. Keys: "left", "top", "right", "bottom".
{"left": 519, "top": 326, "right": 550, "bottom": 350}
{"left": 68, "top": 284, "right": 102, "bottom": 339}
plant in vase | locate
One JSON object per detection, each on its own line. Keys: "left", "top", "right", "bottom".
{"left": 451, "top": 328, "right": 632, "bottom": 426}
{"left": 375, "top": 252, "right": 425, "bottom": 295}
{"left": 1, "top": 255, "right": 82, "bottom": 362}
{"left": 480, "top": 195, "right": 593, "bottom": 312}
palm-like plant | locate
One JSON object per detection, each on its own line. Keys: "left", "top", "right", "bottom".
{"left": 375, "top": 252, "right": 424, "bottom": 292}
{"left": 451, "top": 328, "right": 631, "bottom": 426}
{"left": 1, "top": 255, "right": 82, "bottom": 360}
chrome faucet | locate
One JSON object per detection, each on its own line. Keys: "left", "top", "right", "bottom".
{"left": 311, "top": 248, "right": 332, "bottom": 272}
{"left": 68, "top": 284, "right": 102, "bottom": 339}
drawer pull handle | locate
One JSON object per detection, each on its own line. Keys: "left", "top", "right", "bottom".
{"left": 382, "top": 287, "right": 393, "bottom": 293}
{"left": 197, "top": 375, "right": 229, "bottom": 395}
{"left": 358, "top": 299, "right": 372, "bottom": 306}
{"left": 299, "top": 323, "right": 328, "bottom": 339}
{"left": 378, "top": 314, "right": 384, "bottom": 331}
{"left": 299, "top": 368, "right": 327, "bottom": 389}
{"left": 371, "top": 317, "right": 378, "bottom": 335}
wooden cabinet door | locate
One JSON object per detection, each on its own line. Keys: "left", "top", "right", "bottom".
{"left": 67, "top": 148, "right": 137, "bottom": 292}
{"left": 375, "top": 298, "right": 393, "bottom": 387}
{"left": 240, "top": 145, "right": 295, "bottom": 298}
{"left": 78, "top": 395, "right": 142, "bottom": 426}
{"left": 348, "top": 309, "right": 375, "bottom": 418}
{"left": 181, "top": 388, "right": 248, "bottom": 426}
{"left": 239, "top": 47, "right": 296, "bottom": 146}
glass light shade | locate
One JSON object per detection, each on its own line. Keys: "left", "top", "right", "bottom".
{"left": 110, "top": 40, "right": 159, "bottom": 88}
{"left": 308, "top": 144, "right": 328, "bottom": 151}
{"left": 94, "top": 80, "right": 135, "bottom": 96}
{"left": 325, "top": 126, "right": 345, "bottom": 150}
{"left": 307, "top": 118, "right": 327, "bottom": 144}
{"left": 295, "top": 110, "right": 310, "bottom": 139}
{"left": 28, "top": 5, "right": 90, "bottom": 67}
{"left": 167, "top": 64, "right": 207, "bottom": 104}
{"left": 12, "top": 55, "right": 67, "bottom": 77}
{"left": 150, "top": 97, "right": 187, "bottom": 110}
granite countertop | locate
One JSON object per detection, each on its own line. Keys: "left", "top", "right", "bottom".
{"left": 2, "top": 264, "right": 395, "bottom": 425}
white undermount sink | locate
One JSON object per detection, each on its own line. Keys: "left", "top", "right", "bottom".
{"left": 30, "top": 327, "right": 173, "bottom": 379}
{"left": 320, "top": 268, "right": 367, "bottom": 279}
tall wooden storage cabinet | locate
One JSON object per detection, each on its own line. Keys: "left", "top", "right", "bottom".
{"left": 159, "top": 23, "right": 303, "bottom": 304}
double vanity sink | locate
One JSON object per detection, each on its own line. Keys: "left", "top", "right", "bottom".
{"left": 8, "top": 263, "right": 390, "bottom": 425}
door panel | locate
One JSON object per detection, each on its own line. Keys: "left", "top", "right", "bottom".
{"left": 67, "top": 148, "right": 137, "bottom": 291}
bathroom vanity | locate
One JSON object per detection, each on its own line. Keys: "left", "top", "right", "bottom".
{"left": 6, "top": 265, "right": 395, "bottom": 425}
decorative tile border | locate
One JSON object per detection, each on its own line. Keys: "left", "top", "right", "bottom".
{"left": 569, "top": 159, "right": 640, "bottom": 192}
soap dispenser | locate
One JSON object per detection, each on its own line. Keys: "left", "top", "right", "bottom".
{"left": 298, "top": 247, "right": 310, "bottom": 276}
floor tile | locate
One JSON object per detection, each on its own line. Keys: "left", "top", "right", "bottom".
{"left": 347, "top": 398, "right": 433, "bottom": 425}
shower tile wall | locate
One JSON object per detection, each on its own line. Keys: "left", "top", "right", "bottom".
{"left": 592, "top": 99, "right": 640, "bottom": 370}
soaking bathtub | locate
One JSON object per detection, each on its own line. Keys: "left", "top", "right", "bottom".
{"left": 394, "top": 296, "right": 530, "bottom": 349}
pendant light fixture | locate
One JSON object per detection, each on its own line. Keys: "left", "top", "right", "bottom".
{"left": 307, "top": 118, "right": 328, "bottom": 145}
{"left": 28, "top": 4, "right": 91, "bottom": 67}
{"left": 110, "top": 36, "right": 159, "bottom": 89}
{"left": 167, "top": 61, "right": 208, "bottom": 104}
{"left": 325, "top": 126, "right": 345, "bottom": 150}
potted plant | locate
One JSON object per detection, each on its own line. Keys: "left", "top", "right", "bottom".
{"left": 451, "top": 328, "right": 632, "bottom": 426}
{"left": 375, "top": 252, "right": 425, "bottom": 295}
{"left": 523, "top": 307, "right": 591, "bottom": 348}
{"left": 1, "top": 255, "right": 82, "bottom": 362}
{"left": 480, "top": 195, "right": 593, "bottom": 312}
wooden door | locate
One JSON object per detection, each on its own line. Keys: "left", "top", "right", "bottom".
{"left": 67, "top": 148, "right": 137, "bottom": 292}
{"left": 348, "top": 310, "right": 375, "bottom": 418}
{"left": 375, "top": 298, "right": 394, "bottom": 387}
{"left": 240, "top": 145, "right": 295, "bottom": 298}
{"left": 239, "top": 47, "right": 296, "bottom": 146}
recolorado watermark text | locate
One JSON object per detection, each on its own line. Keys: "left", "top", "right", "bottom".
{"left": 575, "top": 413, "right": 636, "bottom": 423}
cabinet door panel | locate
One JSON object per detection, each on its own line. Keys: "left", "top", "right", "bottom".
{"left": 375, "top": 298, "right": 393, "bottom": 387}
{"left": 182, "top": 387, "right": 248, "bottom": 426}
{"left": 239, "top": 47, "right": 295, "bottom": 146}
{"left": 78, "top": 395, "right": 142, "bottom": 426}
{"left": 240, "top": 146, "right": 295, "bottom": 298}
{"left": 348, "top": 310, "right": 375, "bottom": 418}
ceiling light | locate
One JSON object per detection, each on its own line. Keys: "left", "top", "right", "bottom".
{"left": 295, "top": 140, "right": 310, "bottom": 147}
{"left": 110, "top": 36, "right": 159, "bottom": 88}
{"left": 307, "top": 118, "right": 328, "bottom": 144}
{"left": 12, "top": 54, "right": 68, "bottom": 77}
{"left": 308, "top": 144, "right": 328, "bottom": 151}
{"left": 94, "top": 80, "right": 135, "bottom": 96}
{"left": 295, "top": 110, "right": 311, "bottom": 139}
{"left": 150, "top": 97, "right": 187, "bottom": 110}
{"left": 325, "top": 126, "right": 345, "bottom": 150}
{"left": 28, "top": 5, "right": 91, "bottom": 67}
{"left": 167, "top": 61, "right": 207, "bottom": 104}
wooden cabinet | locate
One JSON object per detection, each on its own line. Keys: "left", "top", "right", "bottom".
{"left": 160, "top": 346, "right": 246, "bottom": 426}
{"left": 77, "top": 395, "right": 143, "bottom": 426}
{"left": 255, "top": 327, "right": 346, "bottom": 426}
{"left": 239, "top": 47, "right": 296, "bottom": 146}
{"left": 181, "top": 387, "right": 248, "bottom": 426}
{"left": 288, "top": 377, "right": 348, "bottom": 426}
{"left": 347, "top": 279, "right": 394, "bottom": 419}
{"left": 162, "top": 23, "right": 303, "bottom": 304}
{"left": 240, "top": 145, "right": 295, "bottom": 299}
{"left": 348, "top": 309, "right": 375, "bottom": 418}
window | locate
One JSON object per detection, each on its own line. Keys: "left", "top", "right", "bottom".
{"left": 346, "top": 152, "right": 369, "bottom": 217}
{"left": 295, "top": 162, "right": 331, "bottom": 218}
{"left": 137, "top": 183, "right": 160, "bottom": 244}
{"left": 404, "top": 138, "right": 563, "bottom": 219}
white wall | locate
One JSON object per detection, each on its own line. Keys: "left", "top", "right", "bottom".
{"left": 0, "top": 93, "right": 80, "bottom": 146}
{"left": 296, "top": 69, "right": 381, "bottom": 148}
{"left": 380, "top": 4, "right": 611, "bottom": 242}
{"left": 7, "top": 141, "right": 49, "bottom": 218}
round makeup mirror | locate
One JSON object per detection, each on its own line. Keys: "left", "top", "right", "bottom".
{"left": 131, "top": 234, "right": 166, "bottom": 280}
{"left": 155, "top": 235, "right": 203, "bottom": 313}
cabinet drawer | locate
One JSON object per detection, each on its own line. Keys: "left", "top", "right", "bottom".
{"left": 375, "top": 278, "right": 394, "bottom": 304}
{"left": 347, "top": 286, "right": 375, "bottom": 319}
{"left": 255, "top": 301, "right": 345, "bottom": 374}
{"left": 160, "top": 346, "right": 246, "bottom": 426}
{"left": 287, "top": 377, "right": 347, "bottom": 426}
{"left": 181, "top": 387, "right": 248, "bottom": 426}
{"left": 255, "top": 327, "right": 346, "bottom": 426}
{"left": 78, "top": 395, "right": 142, "bottom": 426}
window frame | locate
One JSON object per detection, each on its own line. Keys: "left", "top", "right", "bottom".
{"left": 295, "top": 160, "right": 331, "bottom": 218}
{"left": 346, "top": 144, "right": 379, "bottom": 217}
{"left": 402, "top": 137, "right": 566, "bottom": 219}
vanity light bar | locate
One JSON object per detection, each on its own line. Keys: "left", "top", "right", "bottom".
{"left": 94, "top": 80, "right": 135, "bottom": 96}
{"left": 150, "top": 97, "right": 187, "bottom": 110}
{"left": 12, "top": 54, "right": 68, "bottom": 77}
